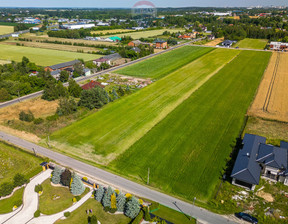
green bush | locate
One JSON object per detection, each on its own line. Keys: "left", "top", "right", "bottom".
{"left": 33, "top": 118, "right": 44, "bottom": 125}
{"left": 0, "top": 182, "right": 14, "bottom": 197}
{"left": 14, "top": 199, "right": 23, "bottom": 207}
{"left": 149, "top": 202, "right": 159, "bottom": 211}
{"left": 19, "top": 110, "right": 34, "bottom": 122}
{"left": 109, "top": 207, "right": 117, "bottom": 213}
{"left": 88, "top": 215, "right": 98, "bottom": 224}
{"left": 64, "top": 211, "right": 71, "bottom": 217}
{"left": 34, "top": 184, "right": 43, "bottom": 193}
{"left": 13, "top": 173, "right": 28, "bottom": 187}
{"left": 132, "top": 210, "right": 144, "bottom": 224}
{"left": 46, "top": 114, "right": 59, "bottom": 121}
{"left": 34, "top": 210, "right": 41, "bottom": 217}
{"left": 75, "top": 195, "right": 81, "bottom": 201}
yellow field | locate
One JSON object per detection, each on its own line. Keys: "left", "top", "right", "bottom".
{"left": 91, "top": 29, "right": 134, "bottom": 35}
{"left": 0, "top": 25, "right": 14, "bottom": 35}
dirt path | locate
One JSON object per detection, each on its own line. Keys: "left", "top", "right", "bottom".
{"left": 248, "top": 52, "right": 288, "bottom": 122}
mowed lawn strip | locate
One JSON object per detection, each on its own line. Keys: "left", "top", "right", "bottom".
{"left": 0, "top": 141, "right": 43, "bottom": 185}
{"left": 116, "top": 46, "right": 213, "bottom": 79}
{"left": 110, "top": 50, "right": 271, "bottom": 201}
{"left": 0, "top": 187, "right": 24, "bottom": 214}
{"left": 0, "top": 44, "right": 100, "bottom": 66}
{"left": 51, "top": 48, "right": 239, "bottom": 165}
{"left": 234, "top": 38, "right": 268, "bottom": 49}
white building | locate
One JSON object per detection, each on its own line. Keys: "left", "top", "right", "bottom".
{"left": 62, "top": 23, "right": 95, "bottom": 30}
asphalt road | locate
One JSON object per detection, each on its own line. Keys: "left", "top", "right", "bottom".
{"left": 0, "top": 131, "right": 238, "bottom": 224}
{"left": 0, "top": 39, "right": 198, "bottom": 109}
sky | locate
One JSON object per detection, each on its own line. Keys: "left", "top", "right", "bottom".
{"left": 0, "top": 0, "right": 287, "bottom": 8}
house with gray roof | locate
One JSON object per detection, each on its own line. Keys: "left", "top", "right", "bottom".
{"left": 45, "top": 60, "right": 81, "bottom": 72}
{"left": 231, "top": 134, "right": 288, "bottom": 190}
{"left": 222, "top": 40, "right": 234, "bottom": 48}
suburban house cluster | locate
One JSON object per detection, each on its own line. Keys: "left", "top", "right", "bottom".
{"left": 231, "top": 134, "right": 288, "bottom": 190}
{"left": 270, "top": 41, "right": 288, "bottom": 50}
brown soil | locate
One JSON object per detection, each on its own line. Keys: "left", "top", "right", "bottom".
{"left": 256, "top": 191, "right": 274, "bottom": 202}
{"left": 205, "top": 38, "right": 224, "bottom": 46}
{"left": 248, "top": 52, "right": 288, "bottom": 122}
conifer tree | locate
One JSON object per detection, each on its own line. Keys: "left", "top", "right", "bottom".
{"left": 51, "top": 166, "right": 63, "bottom": 184}
{"left": 70, "top": 174, "right": 85, "bottom": 195}
{"left": 95, "top": 185, "right": 104, "bottom": 202}
{"left": 124, "top": 196, "right": 141, "bottom": 219}
{"left": 116, "top": 192, "right": 126, "bottom": 212}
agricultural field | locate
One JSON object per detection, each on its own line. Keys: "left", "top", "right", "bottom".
{"left": 0, "top": 25, "right": 14, "bottom": 35}
{"left": 50, "top": 48, "right": 239, "bottom": 165}
{"left": 110, "top": 50, "right": 271, "bottom": 201}
{"left": 116, "top": 46, "right": 213, "bottom": 79}
{"left": 102, "top": 28, "right": 184, "bottom": 39}
{"left": 91, "top": 29, "right": 134, "bottom": 35}
{"left": 3, "top": 40, "right": 99, "bottom": 53}
{"left": 234, "top": 38, "right": 268, "bottom": 49}
{"left": 0, "top": 44, "right": 100, "bottom": 66}
{"left": 248, "top": 52, "right": 288, "bottom": 122}
{"left": 0, "top": 141, "right": 44, "bottom": 185}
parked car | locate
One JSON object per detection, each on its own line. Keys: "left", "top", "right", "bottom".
{"left": 235, "top": 212, "right": 258, "bottom": 224}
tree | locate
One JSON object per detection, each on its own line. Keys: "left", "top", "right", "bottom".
{"left": 116, "top": 192, "right": 126, "bottom": 212}
{"left": 59, "top": 70, "right": 69, "bottom": 83}
{"left": 88, "top": 215, "right": 98, "bottom": 224}
{"left": 51, "top": 166, "right": 63, "bottom": 184}
{"left": 95, "top": 185, "right": 104, "bottom": 202}
{"left": 78, "top": 87, "right": 109, "bottom": 110}
{"left": 143, "top": 206, "right": 151, "bottom": 221}
{"left": 0, "top": 88, "right": 11, "bottom": 102}
{"left": 111, "top": 193, "right": 117, "bottom": 209}
{"left": 102, "top": 186, "right": 113, "bottom": 208}
{"left": 124, "top": 196, "right": 141, "bottom": 219}
{"left": 68, "top": 79, "right": 82, "bottom": 98}
{"left": 0, "top": 182, "right": 14, "bottom": 197}
{"left": 117, "top": 86, "right": 125, "bottom": 97}
{"left": 60, "top": 169, "right": 72, "bottom": 187}
{"left": 111, "top": 88, "right": 119, "bottom": 101}
{"left": 19, "top": 110, "right": 34, "bottom": 122}
{"left": 70, "top": 174, "right": 85, "bottom": 195}
{"left": 13, "top": 173, "right": 28, "bottom": 187}
{"left": 42, "top": 81, "right": 68, "bottom": 101}
{"left": 73, "top": 62, "right": 84, "bottom": 77}
{"left": 56, "top": 98, "right": 77, "bottom": 116}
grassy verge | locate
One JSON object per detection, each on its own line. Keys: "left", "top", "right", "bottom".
{"left": 0, "top": 187, "right": 24, "bottom": 214}
{"left": 234, "top": 38, "right": 268, "bottom": 49}
{"left": 0, "top": 141, "right": 44, "bottom": 185}
{"left": 116, "top": 46, "right": 213, "bottom": 79}
{"left": 55, "top": 198, "right": 131, "bottom": 224}
{"left": 39, "top": 179, "right": 89, "bottom": 215}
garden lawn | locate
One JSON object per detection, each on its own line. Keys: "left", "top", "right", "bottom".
{"left": 39, "top": 179, "right": 89, "bottom": 215}
{"left": 0, "top": 187, "right": 24, "bottom": 214}
{"left": 0, "top": 141, "right": 43, "bottom": 185}
{"left": 102, "top": 28, "right": 184, "bottom": 39}
{"left": 234, "top": 38, "right": 268, "bottom": 49}
{"left": 116, "top": 46, "right": 213, "bottom": 79}
{"left": 0, "top": 44, "right": 100, "bottom": 66}
{"left": 50, "top": 48, "right": 239, "bottom": 165}
{"left": 55, "top": 198, "right": 131, "bottom": 224}
{"left": 0, "top": 25, "right": 14, "bottom": 35}
{"left": 110, "top": 50, "right": 271, "bottom": 201}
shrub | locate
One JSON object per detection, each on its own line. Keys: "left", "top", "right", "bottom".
{"left": 70, "top": 174, "right": 85, "bottom": 195}
{"left": 109, "top": 207, "right": 117, "bottom": 213}
{"left": 125, "top": 193, "right": 132, "bottom": 199}
{"left": 13, "top": 173, "right": 28, "bottom": 187}
{"left": 60, "top": 169, "right": 71, "bottom": 187}
{"left": 143, "top": 207, "right": 151, "bottom": 221}
{"left": 149, "top": 202, "right": 159, "bottom": 211}
{"left": 34, "top": 184, "right": 43, "bottom": 193}
{"left": 64, "top": 211, "right": 71, "bottom": 217}
{"left": 82, "top": 176, "right": 88, "bottom": 181}
{"left": 111, "top": 193, "right": 117, "bottom": 209}
{"left": 0, "top": 182, "right": 14, "bottom": 197}
{"left": 33, "top": 118, "right": 44, "bottom": 125}
{"left": 46, "top": 114, "right": 59, "bottom": 121}
{"left": 19, "top": 110, "right": 34, "bottom": 122}
{"left": 14, "top": 199, "right": 23, "bottom": 207}
{"left": 88, "top": 215, "right": 98, "bottom": 224}
{"left": 132, "top": 210, "right": 144, "bottom": 224}
{"left": 72, "top": 197, "right": 77, "bottom": 203}
{"left": 124, "top": 196, "right": 141, "bottom": 219}
{"left": 95, "top": 185, "right": 104, "bottom": 202}
{"left": 51, "top": 166, "right": 63, "bottom": 184}
{"left": 34, "top": 210, "right": 41, "bottom": 217}
{"left": 75, "top": 195, "right": 81, "bottom": 201}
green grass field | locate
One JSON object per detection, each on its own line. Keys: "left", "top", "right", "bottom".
{"left": 55, "top": 198, "right": 131, "bottom": 224}
{"left": 0, "top": 141, "right": 43, "bottom": 185}
{"left": 234, "top": 38, "right": 268, "bottom": 49}
{"left": 50, "top": 48, "right": 239, "bottom": 165}
{"left": 39, "top": 179, "right": 90, "bottom": 215}
{"left": 0, "top": 187, "right": 24, "bottom": 214}
{"left": 0, "top": 25, "right": 14, "bottom": 35}
{"left": 0, "top": 44, "right": 100, "bottom": 66}
{"left": 116, "top": 46, "right": 213, "bottom": 79}
{"left": 102, "top": 28, "right": 184, "bottom": 39}
{"left": 110, "top": 50, "right": 271, "bottom": 201}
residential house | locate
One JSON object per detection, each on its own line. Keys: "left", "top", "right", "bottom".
{"left": 154, "top": 40, "right": 168, "bottom": 49}
{"left": 131, "top": 47, "right": 141, "bottom": 53}
{"left": 81, "top": 80, "right": 104, "bottom": 90}
{"left": 270, "top": 41, "right": 288, "bottom": 50}
{"left": 93, "top": 58, "right": 110, "bottom": 66}
{"left": 222, "top": 40, "right": 234, "bottom": 48}
{"left": 178, "top": 35, "right": 191, "bottom": 40}
{"left": 51, "top": 70, "right": 61, "bottom": 80}
{"left": 45, "top": 60, "right": 81, "bottom": 72}
{"left": 207, "top": 35, "right": 215, "bottom": 40}
{"left": 93, "top": 53, "right": 122, "bottom": 66}
{"left": 128, "top": 40, "right": 153, "bottom": 47}
{"left": 84, "top": 68, "right": 91, "bottom": 76}
{"left": 231, "top": 134, "right": 288, "bottom": 190}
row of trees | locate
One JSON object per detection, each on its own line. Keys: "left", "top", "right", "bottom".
{"left": 0, "top": 173, "right": 28, "bottom": 197}
{"left": 95, "top": 185, "right": 141, "bottom": 219}
{"left": 51, "top": 166, "right": 85, "bottom": 196}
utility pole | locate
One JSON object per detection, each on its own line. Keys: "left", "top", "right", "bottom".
{"left": 147, "top": 167, "right": 150, "bottom": 185}
{"left": 17, "top": 90, "right": 20, "bottom": 102}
